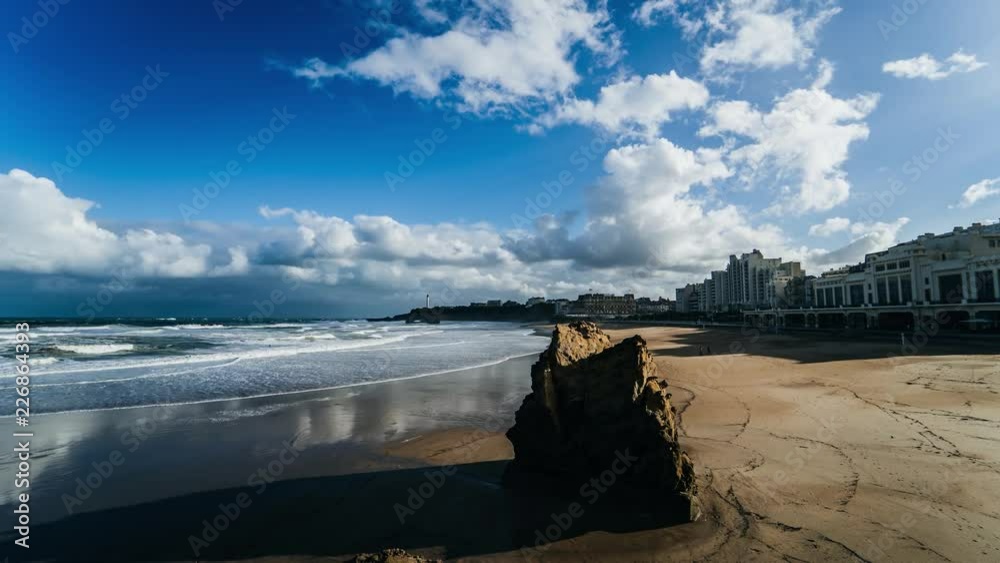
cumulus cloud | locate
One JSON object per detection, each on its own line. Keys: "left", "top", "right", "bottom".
{"left": 635, "top": 0, "right": 838, "bottom": 77}
{"left": 258, "top": 206, "right": 512, "bottom": 267}
{"left": 705, "top": 0, "right": 838, "bottom": 74}
{"left": 0, "top": 169, "right": 248, "bottom": 278}
{"left": 952, "top": 177, "right": 1000, "bottom": 209}
{"left": 505, "top": 138, "right": 788, "bottom": 276}
{"left": 800, "top": 217, "right": 910, "bottom": 270}
{"left": 808, "top": 216, "right": 850, "bottom": 237}
{"left": 633, "top": 0, "right": 686, "bottom": 27}
{"left": 290, "top": 0, "right": 621, "bottom": 114}
{"left": 883, "top": 50, "right": 987, "bottom": 80}
{"left": 529, "top": 71, "right": 710, "bottom": 138}
{"left": 1, "top": 164, "right": 913, "bottom": 314}
{"left": 699, "top": 63, "right": 879, "bottom": 214}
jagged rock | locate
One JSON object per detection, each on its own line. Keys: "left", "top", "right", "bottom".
{"left": 352, "top": 548, "right": 439, "bottom": 563}
{"left": 505, "top": 321, "right": 698, "bottom": 518}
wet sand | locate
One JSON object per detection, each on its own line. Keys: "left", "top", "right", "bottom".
{"left": 4, "top": 326, "right": 1000, "bottom": 562}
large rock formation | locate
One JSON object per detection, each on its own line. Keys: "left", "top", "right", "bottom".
{"left": 505, "top": 321, "right": 697, "bottom": 517}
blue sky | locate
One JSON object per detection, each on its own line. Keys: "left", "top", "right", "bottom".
{"left": 2, "top": 0, "right": 999, "bottom": 317}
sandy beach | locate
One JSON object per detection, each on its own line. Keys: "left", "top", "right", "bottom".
{"left": 4, "top": 325, "right": 999, "bottom": 562}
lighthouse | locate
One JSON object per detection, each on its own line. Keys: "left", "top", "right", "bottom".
{"left": 426, "top": 294, "right": 430, "bottom": 308}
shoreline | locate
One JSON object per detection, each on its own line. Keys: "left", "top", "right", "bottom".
{"left": 7, "top": 351, "right": 542, "bottom": 418}
{"left": 0, "top": 354, "right": 538, "bottom": 531}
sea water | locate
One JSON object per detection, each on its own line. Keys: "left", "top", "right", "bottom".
{"left": 0, "top": 320, "right": 548, "bottom": 414}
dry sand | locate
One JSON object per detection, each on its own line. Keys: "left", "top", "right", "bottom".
{"left": 385, "top": 325, "right": 1000, "bottom": 562}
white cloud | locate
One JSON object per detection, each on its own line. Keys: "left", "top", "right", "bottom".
{"left": 0, "top": 169, "right": 247, "bottom": 278}
{"left": 529, "top": 71, "right": 709, "bottom": 138}
{"left": 414, "top": 0, "right": 449, "bottom": 25}
{"left": 292, "top": 0, "right": 621, "bottom": 114}
{"left": 698, "top": 0, "right": 840, "bottom": 76}
{"left": 505, "top": 138, "right": 789, "bottom": 276}
{"left": 211, "top": 246, "right": 250, "bottom": 277}
{"left": 633, "top": 0, "right": 685, "bottom": 27}
{"left": 259, "top": 206, "right": 511, "bottom": 266}
{"left": 883, "top": 50, "right": 987, "bottom": 80}
{"left": 952, "top": 177, "right": 1000, "bottom": 209}
{"left": 1, "top": 165, "right": 917, "bottom": 310}
{"left": 808, "top": 216, "right": 850, "bottom": 237}
{"left": 700, "top": 64, "right": 879, "bottom": 214}
{"left": 799, "top": 217, "right": 910, "bottom": 271}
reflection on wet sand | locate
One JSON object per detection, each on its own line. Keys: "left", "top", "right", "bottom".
{"left": 0, "top": 355, "right": 534, "bottom": 528}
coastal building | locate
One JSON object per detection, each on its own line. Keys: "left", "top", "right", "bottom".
{"left": 675, "top": 251, "right": 804, "bottom": 313}
{"left": 724, "top": 250, "right": 805, "bottom": 310}
{"left": 546, "top": 298, "right": 571, "bottom": 315}
{"left": 709, "top": 270, "right": 727, "bottom": 311}
{"left": 526, "top": 297, "right": 546, "bottom": 306}
{"left": 573, "top": 293, "right": 637, "bottom": 317}
{"left": 675, "top": 284, "right": 702, "bottom": 313}
{"left": 698, "top": 282, "right": 710, "bottom": 312}
{"left": 486, "top": 299, "right": 502, "bottom": 307}
{"left": 745, "top": 222, "right": 1000, "bottom": 329}
{"left": 636, "top": 297, "right": 673, "bottom": 314}
{"left": 812, "top": 223, "right": 1000, "bottom": 309}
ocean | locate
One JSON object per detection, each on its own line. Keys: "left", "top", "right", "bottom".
{"left": 1, "top": 319, "right": 549, "bottom": 414}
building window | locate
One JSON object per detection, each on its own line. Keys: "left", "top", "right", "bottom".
{"left": 849, "top": 284, "right": 864, "bottom": 306}
{"left": 899, "top": 260, "right": 910, "bottom": 268}
{"left": 886, "top": 262, "right": 897, "bottom": 271}
{"left": 901, "top": 276, "right": 912, "bottom": 304}
{"left": 888, "top": 277, "right": 900, "bottom": 304}
{"left": 976, "top": 270, "right": 997, "bottom": 302}
{"left": 834, "top": 287, "right": 844, "bottom": 306}
{"left": 877, "top": 279, "right": 888, "bottom": 304}
{"left": 938, "top": 274, "right": 964, "bottom": 304}
{"left": 875, "top": 264, "right": 886, "bottom": 272}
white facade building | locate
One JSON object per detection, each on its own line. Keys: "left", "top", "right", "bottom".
{"left": 813, "top": 222, "right": 1000, "bottom": 308}
{"left": 744, "top": 222, "right": 1000, "bottom": 329}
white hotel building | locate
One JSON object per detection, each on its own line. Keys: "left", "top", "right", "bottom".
{"left": 745, "top": 222, "right": 1000, "bottom": 329}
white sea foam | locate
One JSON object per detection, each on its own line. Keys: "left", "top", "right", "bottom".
{"left": 1, "top": 321, "right": 548, "bottom": 414}
{"left": 31, "top": 331, "right": 436, "bottom": 376}
{"left": 55, "top": 344, "right": 135, "bottom": 355}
